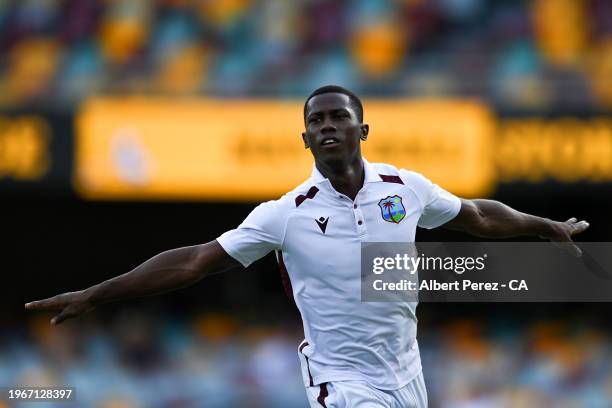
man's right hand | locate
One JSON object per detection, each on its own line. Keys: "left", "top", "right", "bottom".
{"left": 24, "top": 241, "right": 239, "bottom": 326}
{"left": 25, "top": 291, "right": 95, "bottom": 325}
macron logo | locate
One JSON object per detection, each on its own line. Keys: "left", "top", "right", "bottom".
{"left": 316, "top": 217, "right": 329, "bottom": 234}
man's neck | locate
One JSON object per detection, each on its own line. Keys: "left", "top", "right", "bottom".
{"left": 315, "top": 157, "right": 365, "bottom": 201}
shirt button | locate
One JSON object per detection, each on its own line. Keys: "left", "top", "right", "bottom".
{"left": 353, "top": 204, "right": 358, "bottom": 209}
{"left": 358, "top": 220, "right": 363, "bottom": 225}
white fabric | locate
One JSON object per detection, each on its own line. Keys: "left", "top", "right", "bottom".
{"left": 217, "top": 159, "right": 460, "bottom": 390}
{"left": 305, "top": 370, "right": 428, "bottom": 408}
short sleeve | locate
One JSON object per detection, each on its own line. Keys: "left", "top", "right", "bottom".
{"left": 216, "top": 200, "right": 287, "bottom": 267}
{"left": 400, "top": 170, "right": 461, "bottom": 229}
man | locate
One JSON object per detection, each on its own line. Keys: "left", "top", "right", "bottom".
{"left": 26, "top": 85, "right": 589, "bottom": 407}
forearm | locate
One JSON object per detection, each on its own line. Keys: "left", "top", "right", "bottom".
{"left": 25, "top": 240, "right": 240, "bottom": 325}
{"left": 461, "top": 199, "right": 553, "bottom": 238}
{"left": 84, "top": 242, "right": 228, "bottom": 306}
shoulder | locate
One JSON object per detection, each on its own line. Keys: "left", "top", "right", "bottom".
{"left": 371, "top": 162, "right": 434, "bottom": 207}
{"left": 370, "top": 162, "right": 432, "bottom": 189}
{"left": 253, "top": 177, "right": 322, "bottom": 217}
{"left": 282, "top": 177, "right": 327, "bottom": 209}
{"left": 398, "top": 169, "right": 433, "bottom": 189}
{"left": 370, "top": 162, "right": 402, "bottom": 176}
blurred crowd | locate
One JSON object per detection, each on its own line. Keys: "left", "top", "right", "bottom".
{"left": 2, "top": 311, "right": 611, "bottom": 408}
{"left": 0, "top": 0, "right": 611, "bottom": 110}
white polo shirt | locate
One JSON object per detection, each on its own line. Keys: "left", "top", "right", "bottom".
{"left": 217, "top": 159, "right": 461, "bottom": 390}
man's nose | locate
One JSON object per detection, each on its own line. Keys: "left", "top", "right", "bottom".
{"left": 321, "top": 119, "right": 336, "bottom": 134}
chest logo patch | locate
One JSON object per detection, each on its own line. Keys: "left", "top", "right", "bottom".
{"left": 378, "top": 195, "right": 406, "bottom": 224}
{"left": 315, "top": 217, "right": 329, "bottom": 233}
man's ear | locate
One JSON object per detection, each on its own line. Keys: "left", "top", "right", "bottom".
{"left": 360, "top": 124, "right": 369, "bottom": 141}
{"left": 302, "top": 132, "right": 310, "bottom": 149}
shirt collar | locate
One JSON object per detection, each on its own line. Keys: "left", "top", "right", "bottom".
{"left": 310, "top": 158, "right": 380, "bottom": 185}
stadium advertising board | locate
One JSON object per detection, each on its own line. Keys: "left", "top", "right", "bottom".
{"left": 496, "top": 118, "right": 612, "bottom": 183}
{"left": 0, "top": 113, "right": 73, "bottom": 194}
{"left": 74, "top": 98, "right": 495, "bottom": 200}
{"left": 3, "top": 103, "right": 610, "bottom": 200}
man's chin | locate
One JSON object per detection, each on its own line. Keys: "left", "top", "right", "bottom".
{"left": 314, "top": 150, "right": 346, "bottom": 162}
{"left": 314, "top": 151, "right": 359, "bottom": 169}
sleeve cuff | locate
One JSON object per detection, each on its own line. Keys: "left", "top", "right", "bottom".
{"left": 215, "top": 236, "right": 252, "bottom": 268}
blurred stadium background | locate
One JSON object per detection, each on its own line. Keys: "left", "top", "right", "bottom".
{"left": 1, "top": 0, "right": 612, "bottom": 407}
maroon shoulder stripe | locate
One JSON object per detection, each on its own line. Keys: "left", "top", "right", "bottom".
{"left": 379, "top": 174, "right": 404, "bottom": 184}
{"left": 295, "top": 186, "right": 319, "bottom": 207}
{"left": 317, "top": 383, "right": 329, "bottom": 407}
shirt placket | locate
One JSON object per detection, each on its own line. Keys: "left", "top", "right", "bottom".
{"left": 349, "top": 191, "right": 367, "bottom": 237}
{"left": 331, "top": 183, "right": 368, "bottom": 237}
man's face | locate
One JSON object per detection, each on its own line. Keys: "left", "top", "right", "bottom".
{"left": 302, "top": 93, "right": 368, "bottom": 165}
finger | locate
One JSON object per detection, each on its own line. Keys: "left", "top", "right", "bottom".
{"left": 25, "top": 297, "right": 62, "bottom": 311}
{"left": 552, "top": 241, "right": 582, "bottom": 258}
{"left": 570, "top": 242, "right": 583, "bottom": 257}
{"left": 568, "top": 242, "right": 582, "bottom": 258}
{"left": 566, "top": 217, "right": 577, "bottom": 224}
{"left": 51, "top": 310, "right": 74, "bottom": 325}
{"left": 570, "top": 220, "right": 590, "bottom": 235}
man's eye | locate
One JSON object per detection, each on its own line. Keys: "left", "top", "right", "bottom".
{"left": 309, "top": 117, "right": 321, "bottom": 123}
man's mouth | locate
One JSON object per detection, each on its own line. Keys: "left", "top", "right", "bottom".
{"left": 321, "top": 137, "right": 340, "bottom": 147}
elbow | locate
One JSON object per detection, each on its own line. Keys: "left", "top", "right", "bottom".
{"left": 160, "top": 246, "right": 207, "bottom": 285}
{"left": 463, "top": 216, "right": 492, "bottom": 238}
{"left": 188, "top": 248, "right": 210, "bottom": 280}
{"left": 459, "top": 200, "right": 493, "bottom": 237}
{"left": 189, "top": 241, "right": 233, "bottom": 278}
{"left": 473, "top": 220, "right": 498, "bottom": 238}
{"left": 466, "top": 203, "right": 500, "bottom": 238}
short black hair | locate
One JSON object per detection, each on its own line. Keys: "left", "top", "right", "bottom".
{"left": 304, "top": 85, "right": 364, "bottom": 123}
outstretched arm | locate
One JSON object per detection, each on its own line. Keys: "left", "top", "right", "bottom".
{"left": 444, "top": 199, "right": 589, "bottom": 255}
{"left": 25, "top": 240, "right": 239, "bottom": 325}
